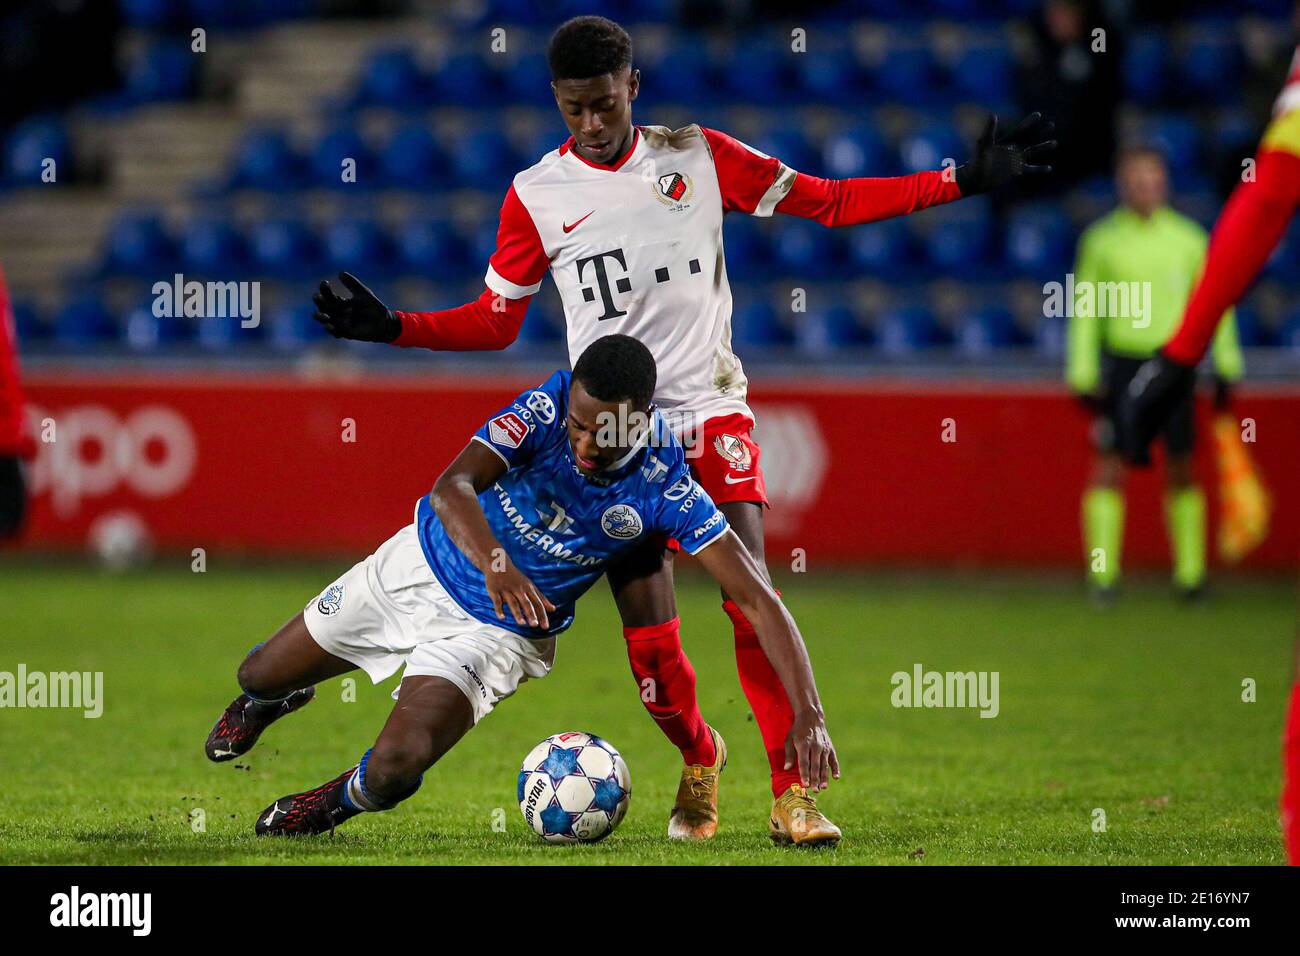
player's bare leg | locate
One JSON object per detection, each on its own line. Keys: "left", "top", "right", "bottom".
{"left": 608, "top": 546, "right": 726, "bottom": 840}
{"left": 204, "top": 611, "right": 355, "bottom": 762}
{"left": 257, "top": 675, "right": 473, "bottom": 836}
{"left": 720, "top": 500, "right": 841, "bottom": 847}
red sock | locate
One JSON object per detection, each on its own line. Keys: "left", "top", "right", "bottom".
{"left": 623, "top": 618, "right": 715, "bottom": 766}
{"left": 1165, "top": 149, "right": 1300, "bottom": 366}
{"left": 724, "top": 598, "right": 800, "bottom": 798}
{"left": 1283, "top": 679, "right": 1300, "bottom": 866}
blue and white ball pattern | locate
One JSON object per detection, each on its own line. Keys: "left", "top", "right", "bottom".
{"left": 517, "top": 732, "right": 631, "bottom": 843}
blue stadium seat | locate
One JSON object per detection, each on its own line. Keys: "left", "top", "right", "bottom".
{"left": 101, "top": 212, "right": 175, "bottom": 278}
{"left": 468, "top": 220, "right": 499, "bottom": 269}
{"left": 753, "top": 129, "right": 817, "bottom": 179}
{"left": 899, "top": 121, "right": 962, "bottom": 174}
{"left": 798, "top": 48, "right": 866, "bottom": 106}
{"left": 1003, "top": 205, "right": 1073, "bottom": 278}
{"left": 771, "top": 221, "right": 841, "bottom": 277}
{"left": 1232, "top": 302, "right": 1267, "bottom": 347}
{"left": 119, "top": 0, "right": 175, "bottom": 28}
{"left": 126, "top": 43, "right": 195, "bottom": 103}
{"left": 952, "top": 46, "right": 1014, "bottom": 108}
{"left": 1142, "top": 115, "right": 1202, "bottom": 185}
{"left": 11, "top": 300, "right": 49, "bottom": 345}
{"left": 4, "top": 116, "right": 71, "bottom": 185}
{"left": 874, "top": 46, "right": 940, "bottom": 107}
{"left": 322, "top": 219, "right": 396, "bottom": 279}
{"left": 311, "top": 127, "right": 374, "bottom": 190}
{"left": 721, "top": 217, "right": 771, "bottom": 282}
{"left": 504, "top": 54, "right": 556, "bottom": 107}
{"left": 248, "top": 217, "right": 321, "bottom": 279}
{"left": 955, "top": 305, "right": 1020, "bottom": 355}
{"left": 230, "top": 128, "right": 306, "bottom": 192}
{"left": 123, "top": 299, "right": 191, "bottom": 351}
{"left": 796, "top": 304, "right": 867, "bottom": 355}
{"left": 1033, "top": 313, "right": 1067, "bottom": 360}
{"left": 648, "top": 42, "right": 714, "bottom": 106}
{"left": 54, "top": 294, "right": 117, "bottom": 346}
{"left": 1123, "top": 32, "right": 1169, "bottom": 105}
{"left": 515, "top": 299, "right": 564, "bottom": 345}
{"left": 353, "top": 48, "right": 429, "bottom": 110}
{"left": 180, "top": 217, "right": 248, "bottom": 278}
{"left": 1179, "top": 37, "right": 1243, "bottom": 107}
{"left": 728, "top": 37, "right": 793, "bottom": 105}
{"left": 196, "top": 310, "right": 266, "bottom": 351}
{"left": 448, "top": 129, "right": 516, "bottom": 192}
{"left": 1264, "top": 221, "right": 1300, "bottom": 279}
{"left": 732, "top": 299, "right": 793, "bottom": 348}
{"left": 267, "top": 304, "right": 324, "bottom": 350}
{"left": 924, "top": 215, "right": 996, "bottom": 280}
{"left": 434, "top": 52, "right": 501, "bottom": 108}
{"left": 1278, "top": 309, "right": 1300, "bottom": 351}
{"left": 822, "top": 126, "right": 892, "bottom": 178}
{"left": 396, "top": 219, "right": 468, "bottom": 280}
{"left": 847, "top": 219, "right": 913, "bottom": 276}
{"left": 380, "top": 124, "right": 449, "bottom": 191}
{"left": 876, "top": 304, "right": 942, "bottom": 355}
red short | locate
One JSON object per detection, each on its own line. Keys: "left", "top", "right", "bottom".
{"left": 662, "top": 413, "right": 766, "bottom": 554}
{"left": 687, "top": 412, "right": 768, "bottom": 506}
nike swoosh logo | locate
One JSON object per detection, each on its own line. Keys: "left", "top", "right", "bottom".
{"left": 723, "top": 474, "right": 757, "bottom": 484}
{"left": 563, "top": 211, "right": 594, "bottom": 233}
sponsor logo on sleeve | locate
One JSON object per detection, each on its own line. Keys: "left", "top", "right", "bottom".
{"left": 489, "top": 412, "right": 530, "bottom": 449}
{"left": 692, "top": 510, "right": 724, "bottom": 539}
{"left": 526, "top": 390, "right": 556, "bottom": 425}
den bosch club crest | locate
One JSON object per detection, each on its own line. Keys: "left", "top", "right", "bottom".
{"left": 600, "top": 504, "right": 644, "bottom": 540}
{"left": 653, "top": 170, "right": 693, "bottom": 210}
{"left": 714, "top": 433, "right": 752, "bottom": 471}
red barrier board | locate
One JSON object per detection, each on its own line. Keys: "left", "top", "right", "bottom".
{"left": 15, "top": 371, "right": 1299, "bottom": 569}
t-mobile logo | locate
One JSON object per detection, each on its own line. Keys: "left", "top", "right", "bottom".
{"left": 576, "top": 248, "right": 703, "bottom": 321}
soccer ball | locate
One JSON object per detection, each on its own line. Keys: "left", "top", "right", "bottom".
{"left": 517, "top": 732, "right": 631, "bottom": 843}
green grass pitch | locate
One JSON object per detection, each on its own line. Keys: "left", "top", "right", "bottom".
{"left": 0, "top": 560, "right": 1292, "bottom": 865}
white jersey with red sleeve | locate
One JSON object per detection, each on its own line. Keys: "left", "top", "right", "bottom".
{"left": 484, "top": 124, "right": 796, "bottom": 433}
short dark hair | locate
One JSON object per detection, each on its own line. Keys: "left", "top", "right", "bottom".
{"left": 572, "top": 334, "right": 656, "bottom": 409}
{"left": 547, "top": 16, "right": 632, "bottom": 81}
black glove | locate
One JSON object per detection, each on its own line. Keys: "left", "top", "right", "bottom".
{"left": 313, "top": 272, "right": 401, "bottom": 343}
{"left": 1213, "top": 376, "right": 1233, "bottom": 411}
{"left": 1116, "top": 349, "right": 1195, "bottom": 467}
{"left": 955, "top": 112, "right": 1056, "bottom": 195}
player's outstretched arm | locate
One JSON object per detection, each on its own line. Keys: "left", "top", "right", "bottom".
{"left": 313, "top": 274, "right": 530, "bottom": 351}
{"left": 693, "top": 529, "right": 839, "bottom": 791}
{"left": 430, "top": 441, "right": 556, "bottom": 628}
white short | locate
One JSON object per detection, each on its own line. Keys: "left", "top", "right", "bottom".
{"left": 302, "top": 523, "right": 555, "bottom": 723}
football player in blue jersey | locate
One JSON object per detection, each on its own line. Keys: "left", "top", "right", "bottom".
{"left": 204, "top": 335, "right": 838, "bottom": 838}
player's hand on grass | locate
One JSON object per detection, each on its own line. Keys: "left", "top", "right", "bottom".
{"left": 313, "top": 272, "right": 402, "bottom": 343}
{"left": 784, "top": 709, "right": 839, "bottom": 792}
{"left": 1117, "top": 349, "right": 1195, "bottom": 467}
{"left": 486, "top": 558, "right": 557, "bottom": 629}
{"left": 955, "top": 112, "right": 1056, "bottom": 195}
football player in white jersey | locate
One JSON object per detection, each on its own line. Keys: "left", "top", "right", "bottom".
{"left": 314, "top": 15, "right": 1054, "bottom": 846}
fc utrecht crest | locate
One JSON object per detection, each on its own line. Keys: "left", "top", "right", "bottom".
{"left": 714, "top": 433, "right": 752, "bottom": 471}
{"left": 489, "top": 412, "right": 530, "bottom": 449}
{"left": 653, "top": 170, "right": 694, "bottom": 210}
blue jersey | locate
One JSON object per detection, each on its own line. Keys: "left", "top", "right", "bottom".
{"left": 415, "top": 370, "right": 729, "bottom": 638}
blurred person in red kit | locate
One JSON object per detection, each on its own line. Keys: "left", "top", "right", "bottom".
{"left": 0, "top": 262, "right": 35, "bottom": 539}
